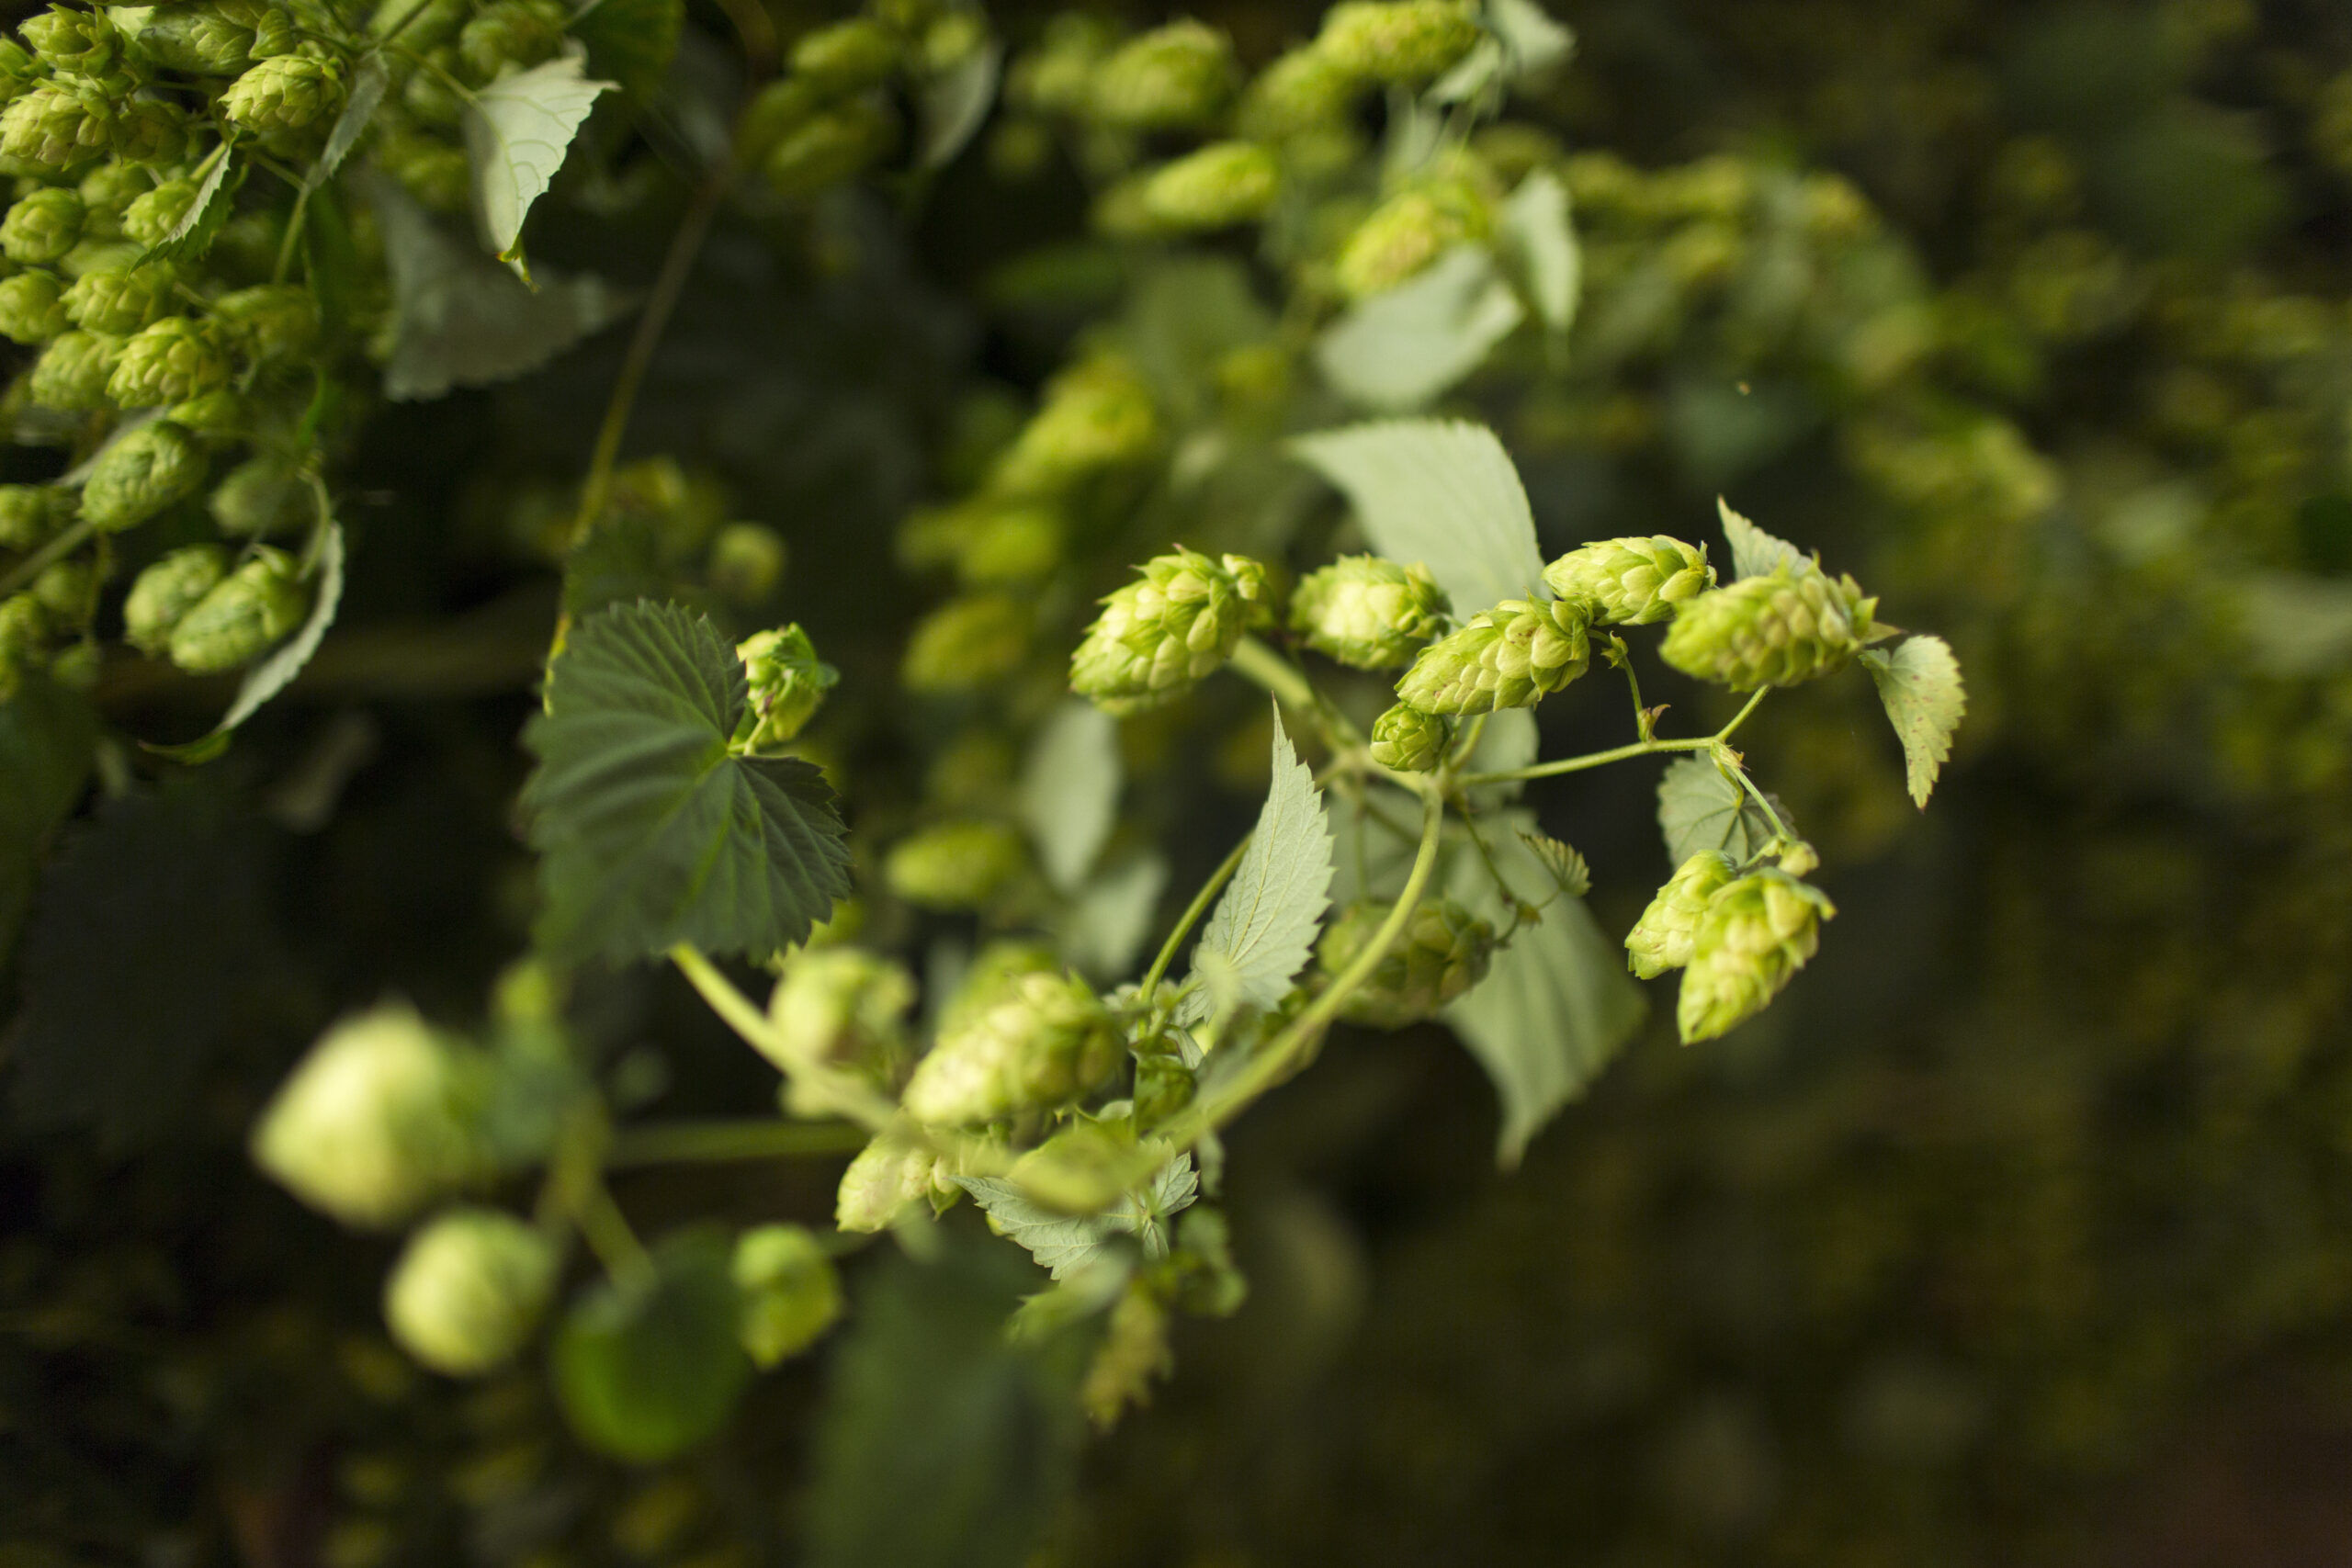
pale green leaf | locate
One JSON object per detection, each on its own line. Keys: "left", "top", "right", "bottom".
{"left": 1489, "top": 0, "right": 1575, "bottom": 73}
{"left": 521, "top": 600, "right": 852, "bottom": 965}
{"left": 1178, "top": 709, "right": 1332, "bottom": 1023}
{"left": 1058, "top": 852, "right": 1167, "bottom": 982}
{"left": 956, "top": 1154, "right": 1197, "bottom": 1280}
{"left": 305, "top": 53, "right": 387, "bottom": 193}
{"left": 1462, "top": 705, "right": 1537, "bottom": 806}
{"left": 921, "top": 39, "right": 1002, "bottom": 168}
{"left": 463, "top": 51, "right": 616, "bottom": 275}
{"left": 2236, "top": 571, "right": 2352, "bottom": 675}
{"left": 1497, "top": 169, "right": 1578, "bottom": 333}
{"left": 1018, "top": 699, "right": 1119, "bottom": 894}
{"left": 1313, "top": 244, "right": 1524, "bottom": 412}
{"left": 137, "top": 148, "right": 240, "bottom": 269}
{"left": 553, "top": 1227, "right": 750, "bottom": 1462}
{"left": 1657, "top": 753, "right": 1785, "bottom": 867}
{"left": 1290, "top": 416, "right": 1546, "bottom": 615}
{"left": 1860, "top": 634, "right": 1965, "bottom": 807}
{"left": 1718, "top": 495, "right": 1805, "bottom": 579}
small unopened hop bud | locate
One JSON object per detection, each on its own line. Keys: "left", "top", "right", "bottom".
{"left": 735, "top": 623, "right": 838, "bottom": 750}
{"left": 220, "top": 54, "right": 345, "bottom": 134}
{"left": 167, "top": 545, "right": 306, "bottom": 672}
{"left": 834, "top": 1129, "right": 939, "bottom": 1232}
{"left": 121, "top": 543, "right": 229, "bottom": 655}
{"left": 1676, "top": 869, "right": 1836, "bottom": 1043}
{"left": 80, "top": 420, "right": 206, "bottom": 531}
{"left": 1623, "top": 850, "right": 1737, "bottom": 978}
{"left": 732, "top": 1224, "right": 842, "bottom": 1367}
{"left": 1395, "top": 597, "right": 1589, "bottom": 715}
{"left": 250, "top": 1003, "right": 486, "bottom": 1229}
{"left": 1368, "top": 701, "right": 1448, "bottom": 772}
{"left": 1136, "top": 141, "right": 1280, "bottom": 231}
{"left": 1316, "top": 0, "right": 1484, "bottom": 84}
{"left": 1087, "top": 19, "right": 1233, "bottom": 130}
{"left": 382, "top": 1207, "right": 558, "bottom": 1376}
{"left": 900, "top": 970, "right": 1122, "bottom": 1124}
{"left": 765, "top": 947, "right": 914, "bottom": 1077}
{"left": 883, "top": 818, "right": 1028, "bottom": 910}
{"left": 1070, "top": 547, "right": 1272, "bottom": 714}
{"left": 1317, "top": 897, "right": 1496, "bottom": 1028}
{"left": 1659, "top": 564, "right": 1878, "bottom": 690}
{"left": 1290, "top": 554, "right": 1447, "bottom": 669}
{"left": 0, "top": 187, "right": 85, "bottom": 265}
{"left": 1543, "top": 536, "right": 1715, "bottom": 626}
{"left": 1335, "top": 177, "right": 1493, "bottom": 300}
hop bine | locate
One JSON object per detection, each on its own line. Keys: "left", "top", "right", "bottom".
{"left": 1395, "top": 596, "right": 1589, "bottom": 715}
{"left": 1676, "top": 869, "right": 1837, "bottom": 1042}
{"left": 1543, "top": 536, "right": 1716, "bottom": 626}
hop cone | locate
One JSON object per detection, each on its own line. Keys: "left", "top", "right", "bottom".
{"left": 1317, "top": 897, "right": 1496, "bottom": 1029}
{"left": 1395, "top": 596, "right": 1589, "bottom": 715}
{"left": 213, "top": 283, "right": 318, "bottom": 361}
{"left": 1623, "top": 850, "right": 1737, "bottom": 978}
{"left": 22, "top": 9, "right": 121, "bottom": 75}
{"left": 764, "top": 947, "right": 913, "bottom": 1077}
{"left": 220, "top": 55, "right": 344, "bottom": 134}
{"left": 63, "top": 265, "right": 178, "bottom": 335}
{"left": 0, "top": 483, "right": 66, "bottom": 550}
{"left": 1368, "top": 701, "right": 1447, "bottom": 772}
{"left": 1659, "top": 564, "right": 1878, "bottom": 690}
{"left": 940, "top": 940, "right": 1061, "bottom": 1035}
{"left": 0, "top": 272, "right": 68, "bottom": 344}
{"left": 883, "top": 819, "right": 1028, "bottom": 910}
{"left": 210, "top": 453, "right": 309, "bottom": 536}
{"left": 0, "top": 80, "right": 116, "bottom": 166}
{"left": 991, "top": 355, "right": 1159, "bottom": 496}
{"left": 1317, "top": 0, "right": 1483, "bottom": 84}
{"left": 1335, "top": 178, "right": 1492, "bottom": 300}
{"left": 122, "top": 542, "right": 229, "bottom": 655}
{"left": 458, "top": 0, "right": 565, "bottom": 80}
{"left": 167, "top": 545, "right": 305, "bottom": 671}
{"left": 1071, "top": 547, "right": 1272, "bottom": 713}
{"left": 735, "top": 623, "right": 837, "bottom": 749}
{"left": 790, "top": 17, "right": 900, "bottom": 89}
{"left": 1543, "top": 536, "right": 1715, "bottom": 626}
{"left": 1676, "top": 869, "right": 1836, "bottom": 1043}
{"left": 899, "top": 971, "right": 1122, "bottom": 1124}
{"left": 116, "top": 6, "right": 255, "bottom": 75}
{"left": 0, "top": 187, "right": 84, "bottom": 265}
{"left": 1087, "top": 19, "right": 1232, "bottom": 130}
{"left": 901, "top": 592, "right": 1029, "bottom": 693}
{"left": 28, "top": 329, "right": 121, "bottom": 411}
{"left": 732, "top": 1224, "right": 842, "bottom": 1366}
{"left": 382, "top": 1207, "right": 557, "bottom": 1376}
{"left": 108, "top": 316, "right": 228, "bottom": 406}
{"left": 122, "top": 178, "right": 200, "bottom": 244}
{"left": 834, "top": 1129, "right": 942, "bottom": 1232}
{"left": 81, "top": 419, "right": 204, "bottom": 531}
{"left": 112, "top": 99, "right": 188, "bottom": 165}
{"left": 1238, "top": 47, "right": 1361, "bottom": 141}
{"left": 763, "top": 100, "right": 896, "bottom": 199}
{"left": 1136, "top": 141, "right": 1280, "bottom": 231}
{"left": 1291, "top": 554, "right": 1447, "bottom": 669}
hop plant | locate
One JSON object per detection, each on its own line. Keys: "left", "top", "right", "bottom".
{"left": 0, "top": 186, "right": 84, "bottom": 265}
{"left": 1289, "top": 555, "right": 1448, "bottom": 669}
{"left": 28, "top": 329, "right": 122, "bottom": 411}
{"left": 1316, "top": 0, "right": 1484, "bottom": 84}
{"left": 80, "top": 420, "right": 205, "bottom": 531}
{"left": 1368, "top": 701, "right": 1449, "bottom": 772}
{"left": 899, "top": 970, "right": 1122, "bottom": 1124}
{"left": 220, "top": 55, "right": 345, "bottom": 135}
{"left": 763, "top": 99, "right": 897, "bottom": 199}
{"left": 1087, "top": 20, "right": 1233, "bottom": 130}
{"left": 62, "top": 265, "right": 178, "bottom": 335}
{"left": 1543, "top": 536, "right": 1716, "bottom": 626}
{"left": 120, "top": 178, "right": 199, "bottom": 245}
{"left": 30, "top": 558, "right": 96, "bottom": 625}
{"left": 1070, "top": 547, "right": 1272, "bottom": 714}
{"left": 115, "top": 6, "right": 255, "bottom": 74}
{"left": 209, "top": 453, "right": 310, "bottom": 536}
{"left": 1676, "top": 870, "right": 1836, "bottom": 1043}
{"left": 1623, "top": 850, "right": 1738, "bottom": 978}
{"left": 1136, "top": 141, "right": 1281, "bottom": 231}
{"left": 250, "top": 1004, "right": 486, "bottom": 1229}
{"left": 0, "top": 79, "right": 116, "bottom": 166}
{"left": 382, "top": 1207, "right": 558, "bottom": 1376}
{"left": 883, "top": 819, "right": 1028, "bottom": 909}
{"left": 167, "top": 545, "right": 306, "bottom": 671}
{"left": 735, "top": 624, "right": 837, "bottom": 750}
{"left": 1335, "top": 177, "right": 1494, "bottom": 299}
{"left": 1132, "top": 1044, "right": 1195, "bottom": 1130}
{"left": 22, "top": 8, "right": 123, "bottom": 76}
{"left": 0, "top": 271, "right": 68, "bottom": 344}
{"left": 732, "top": 1224, "right": 842, "bottom": 1367}
{"left": 763, "top": 947, "right": 913, "bottom": 1079}
{"left": 1317, "top": 897, "right": 1497, "bottom": 1028}
{"left": 121, "top": 543, "right": 230, "bottom": 656}
{"left": 1659, "top": 564, "right": 1878, "bottom": 690}
{"left": 212, "top": 283, "right": 319, "bottom": 362}
{"left": 1395, "top": 597, "right": 1589, "bottom": 715}
{"left": 901, "top": 592, "right": 1029, "bottom": 693}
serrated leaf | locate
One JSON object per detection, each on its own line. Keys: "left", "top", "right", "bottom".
{"left": 1291, "top": 416, "right": 1546, "bottom": 616}
{"left": 220, "top": 521, "right": 344, "bottom": 734}
{"left": 1717, "top": 495, "right": 1805, "bottom": 579}
{"left": 136, "top": 148, "right": 240, "bottom": 269}
{"left": 1861, "top": 635, "right": 1965, "bottom": 807}
{"left": 920, "top": 38, "right": 1002, "bottom": 169}
{"left": 369, "top": 173, "right": 628, "bottom": 400}
{"left": 1497, "top": 169, "right": 1578, "bottom": 333}
{"left": 1314, "top": 244, "right": 1525, "bottom": 412}
{"left": 464, "top": 51, "right": 616, "bottom": 276}
{"left": 1657, "top": 753, "right": 1786, "bottom": 867}
{"left": 521, "top": 600, "right": 852, "bottom": 965}
{"left": 0, "top": 679, "right": 93, "bottom": 969}
{"left": 1018, "top": 700, "right": 1119, "bottom": 894}
{"left": 305, "top": 54, "right": 387, "bottom": 193}
{"left": 1177, "top": 710, "right": 1332, "bottom": 1024}
{"left": 1517, "top": 829, "right": 1589, "bottom": 898}
{"left": 552, "top": 1227, "right": 750, "bottom": 1462}
{"left": 957, "top": 1154, "right": 1197, "bottom": 1280}
{"left": 1443, "top": 816, "right": 1643, "bottom": 1165}
{"left": 572, "top": 0, "right": 683, "bottom": 98}
{"left": 1057, "top": 852, "right": 1167, "bottom": 982}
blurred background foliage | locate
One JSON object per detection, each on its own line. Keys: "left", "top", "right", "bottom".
{"left": 6, "top": 0, "right": 2352, "bottom": 1563}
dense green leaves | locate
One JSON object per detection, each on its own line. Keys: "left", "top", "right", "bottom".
{"left": 0, "top": 680, "right": 93, "bottom": 966}
{"left": 1019, "top": 700, "right": 1120, "bottom": 894}
{"left": 1657, "top": 754, "right": 1784, "bottom": 866}
{"left": 464, "top": 51, "right": 616, "bottom": 276}
{"left": 1862, "top": 635, "right": 1965, "bottom": 807}
{"left": 1314, "top": 246, "right": 1525, "bottom": 412}
{"left": 521, "top": 600, "right": 852, "bottom": 965}
{"left": 1180, "top": 711, "right": 1332, "bottom": 1023}
{"left": 552, "top": 1228, "right": 750, "bottom": 1462}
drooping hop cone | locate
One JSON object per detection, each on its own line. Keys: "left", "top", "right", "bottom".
{"left": 1676, "top": 869, "right": 1836, "bottom": 1043}
{"left": 1368, "top": 701, "right": 1448, "bottom": 772}
{"left": 1395, "top": 596, "right": 1589, "bottom": 715}
{"left": 899, "top": 971, "right": 1124, "bottom": 1124}
{"left": 383, "top": 1207, "right": 559, "bottom": 1376}
{"left": 1289, "top": 554, "right": 1447, "bottom": 670}
{"left": 1623, "top": 849, "right": 1737, "bottom": 977}
{"left": 1317, "top": 897, "right": 1497, "bottom": 1029}
{"left": 1070, "top": 547, "right": 1272, "bottom": 713}
{"left": 1659, "top": 564, "right": 1877, "bottom": 690}
{"left": 1543, "top": 536, "right": 1715, "bottom": 626}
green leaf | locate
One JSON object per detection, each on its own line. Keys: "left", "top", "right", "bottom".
{"left": 1178, "top": 709, "right": 1332, "bottom": 1023}
{"left": 0, "top": 678, "right": 93, "bottom": 967}
{"left": 1018, "top": 699, "right": 1119, "bottom": 894}
{"left": 137, "top": 148, "right": 241, "bottom": 269}
{"left": 1657, "top": 753, "right": 1786, "bottom": 867}
{"left": 571, "top": 0, "right": 682, "bottom": 98}
{"left": 463, "top": 50, "right": 616, "bottom": 276}
{"left": 368, "top": 173, "right": 630, "bottom": 401}
{"left": 806, "top": 1236, "right": 1089, "bottom": 1568}
{"left": 1516, "top": 829, "right": 1589, "bottom": 898}
{"left": 552, "top": 1228, "right": 751, "bottom": 1462}
{"left": 956, "top": 1155, "right": 1198, "bottom": 1280}
{"left": 1313, "top": 244, "right": 1525, "bottom": 412}
{"left": 1860, "top": 634, "right": 1965, "bottom": 807}
{"left": 919, "top": 38, "right": 1002, "bottom": 169}
{"left": 521, "top": 600, "right": 852, "bottom": 966}
{"left": 304, "top": 54, "right": 387, "bottom": 193}
{"left": 1489, "top": 0, "right": 1575, "bottom": 73}
{"left": 1290, "top": 416, "right": 1547, "bottom": 616}
{"left": 1057, "top": 852, "right": 1167, "bottom": 982}
{"left": 1718, "top": 495, "right": 1805, "bottom": 579}
{"left": 1497, "top": 169, "right": 1578, "bottom": 333}
{"left": 151, "top": 522, "right": 345, "bottom": 764}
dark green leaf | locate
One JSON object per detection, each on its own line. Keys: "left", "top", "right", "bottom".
{"left": 0, "top": 678, "right": 94, "bottom": 966}
{"left": 306, "top": 55, "right": 388, "bottom": 193}
{"left": 573, "top": 0, "right": 683, "bottom": 98}
{"left": 552, "top": 1227, "right": 751, "bottom": 1462}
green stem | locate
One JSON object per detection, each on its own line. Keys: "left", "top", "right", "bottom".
{"left": 1714, "top": 686, "right": 1769, "bottom": 742}
{"left": 1454, "top": 733, "right": 1715, "bottom": 789}
{"left": 606, "top": 1118, "right": 867, "bottom": 1167}
{"left": 574, "top": 1176, "right": 651, "bottom": 1280}
{"left": 1228, "top": 635, "right": 1363, "bottom": 749}
{"left": 0, "top": 517, "right": 97, "bottom": 598}
{"left": 670, "top": 943, "right": 902, "bottom": 1134}
{"left": 1729, "top": 761, "right": 1798, "bottom": 844}
{"left": 1142, "top": 830, "right": 1250, "bottom": 996}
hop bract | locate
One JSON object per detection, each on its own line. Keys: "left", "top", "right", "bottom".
{"left": 108, "top": 316, "right": 230, "bottom": 407}
{"left": 735, "top": 623, "right": 837, "bottom": 750}
{"left": 991, "top": 355, "right": 1161, "bottom": 496}
{"left": 0, "top": 80, "right": 116, "bottom": 166}
{"left": 1659, "top": 564, "right": 1878, "bottom": 690}
{"left": 732, "top": 1224, "right": 842, "bottom": 1367}
{"left": 1395, "top": 597, "right": 1589, "bottom": 715}
{"left": 1290, "top": 554, "right": 1448, "bottom": 670}
{"left": 0, "top": 186, "right": 85, "bottom": 265}
{"left": 1136, "top": 141, "right": 1281, "bottom": 231}
{"left": 1544, "top": 536, "right": 1715, "bottom": 626}
{"left": 28, "top": 330, "right": 122, "bottom": 412}
{"left": 899, "top": 970, "right": 1122, "bottom": 1124}
{"left": 1070, "top": 547, "right": 1272, "bottom": 714}
{"left": 764, "top": 947, "right": 913, "bottom": 1079}
{"left": 382, "top": 1207, "right": 558, "bottom": 1376}
{"left": 0, "top": 272, "right": 69, "bottom": 344}
{"left": 0, "top": 484, "right": 67, "bottom": 551}
{"left": 1334, "top": 179, "right": 1493, "bottom": 300}
{"left": 1368, "top": 701, "right": 1448, "bottom": 772}
{"left": 1676, "top": 869, "right": 1837, "bottom": 1043}
{"left": 167, "top": 545, "right": 306, "bottom": 671}
{"left": 1623, "top": 849, "right": 1737, "bottom": 978}
{"left": 62, "top": 265, "right": 179, "bottom": 336}
{"left": 1316, "top": 0, "right": 1484, "bottom": 83}
{"left": 1317, "top": 897, "right": 1496, "bottom": 1028}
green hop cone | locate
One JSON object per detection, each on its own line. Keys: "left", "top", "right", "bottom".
{"left": 107, "top": 315, "right": 228, "bottom": 406}
{"left": 955, "top": 502, "right": 1061, "bottom": 585}
{"left": 1135, "top": 141, "right": 1281, "bottom": 231}
{"left": 110, "top": 99, "right": 189, "bottom": 166}
{"left": 111, "top": 4, "right": 256, "bottom": 75}
{"left": 31, "top": 558, "right": 96, "bottom": 625}
{"left": 763, "top": 946, "right": 913, "bottom": 1079}
{"left": 167, "top": 544, "right": 305, "bottom": 671}
{"left": 212, "top": 283, "right": 318, "bottom": 362}
{"left": 0, "top": 79, "right": 116, "bottom": 166}
{"left": 734, "top": 623, "right": 838, "bottom": 750}
{"left": 1395, "top": 596, "right": 1589, "bottom": 715}
{"left": 382, "top": 1206, "right": 558, "bottom": 1376}
{"left": 940, "top": 939, "right": 1060, "bottom": 1034}
{"left": 1289, "top": 554, "right": 1447, "bottom": 669}
{"left": 731, "top": 1224, "right": 842, "bottom": 1367}
{"left": 78, "top": 161, "right": 149, "bottom": 231}
{"left": 27, "top": 328, "right": 121, "bottom": 410}
{"left": 120, "top": 177, "right": 198, "bottom": 245}
{"left": 61, "top": 263, "right": 176, "bottom": 334}
{"left": 0, "top": 482, "right": 67, "bottom": 549}
{"left": 1317, "top": 0, "right": 1484, "bottom": 84}
{"left": 0, "top": 594, "right": 50, "bottom": 698}
{"left": 1238, "top": 47, "right": 1363, "bottom": 141}
{"left": 1676, "top": 869, "right": 1836, "bottom": 1043}
{"left": 1658, "top": 564, "right": 1878, "bottom": 691}
{"left": 883, "top": 818, "right": 1028, "bottom": 910}
{"left": 1367, "top": 701, "right": 1448, "bottom": 772}
{"left": 1317, "top": 897, "right": 1496, "bottom": 1029}
{"left": 457, "top": 0, "right": 564, "bottom": 81}
{"left": 990, "top": 355, "right": 1160, "bottom": 496}
{"left": 1, "top": 186, "right": 85, "bottom": 265}
{"left": 1069, "top": 547, "right": 1272, "bottom": 714}
{"left": 121, "top": 542, "right": 229, "bottom": 655}
{"left": 900, "top": 592, "right": 1029, "bottom": 693}
{"left": 220, "top": 54, "right": 344, "bottom": 135}
{"left": 168, "top": 387, "right": 245, "bottom": 439}
{"left": 250, "top": 1003, "right": 487, "bottom": 1230}
{"left": 1335, "top": 177, "right": 1492, "bottom": 300}
{"left": 80, "top": 419, "right": 204, "bottom": 530}
{"left": 209, "top": 451, "right": 309, "bottom": 536}
{"left": 1542, "top": 536, "right": 1715, "bottom": 626}
{"left": 834, "top": 1129, "right": 941, "bottom": 1232}
{"left": 1623, "top": 850, "right": 1738, "bottom": 978}
{"left": 248, "top": 5, "right": 295, "bottom": 59}
{"left": 23, "top": 8, "right": 123, "bottom": 75}
{"left": 790, "top": 17, "right": 901, "bottom": 89}
{"left": 1086, "top": 19, "right": 1233, "bottom": 130}
{"left": 899, "top": 969, "right": 1121, "bottom": 1124}
{"left": 0, "top": 270, "right": 68, "bottom": 342}
{"left": 763, "top": 97, "right": 897, "bottom": 198}
{"left": 707, "top": 521, "right": 787, "bottom": 604}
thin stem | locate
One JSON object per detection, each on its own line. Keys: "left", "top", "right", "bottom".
{"left": 1142, "top": 831, "right": 1250, "bottom": 995}
{"left": 1714, "top": 687, "right": 1769, "bottom": 742}
{"left": 0, "top": 517, "right": 96, "bottom": 598}
{"left": 574, "top": 1176, "right": 651, "bottom": 1280}
{"left": 606, "top": 1118, "right": 867, "bottom": 1167}
{"left": 1454, "top": 733, "right": 1715, "bottom": 789}
{"left": 1228, "top": 636, "right": 1363, "bottom": 749}
{"left": 1729, "top": 761, "right": 1797, "bottom": 844}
